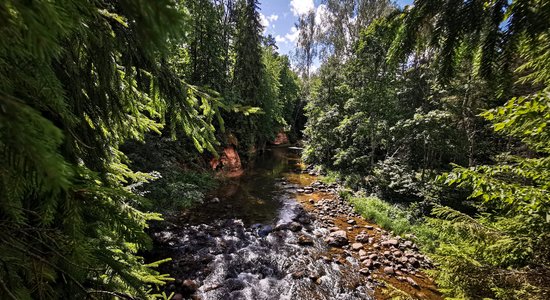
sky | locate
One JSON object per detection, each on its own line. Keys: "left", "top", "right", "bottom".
{"left": 259, "top": 0, "right": 413, "bottom": 58}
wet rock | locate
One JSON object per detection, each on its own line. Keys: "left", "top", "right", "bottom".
{"left": 258, "top": 225, "right": 273, "bottom": 237}
{"left": 297, "top": 234, "right": 314, "bottom": 246}
{"left": 274, "top": 223, "right": 288, "bottom": 231}
{"left": 351, "top": 243, "right": 364, "bottom": 251}
{"left": 383, "top": 267, "right": 395, "bottom": 275}
{"left": 327, "top": 230, "right": 348, "bottom": 247}
{"left": 347, "top": 219, "right": 356, "bottom": 225}
{"left": 226, "top": 278, "right": 245, "bottom": 291}
{"left": 182, "top": 279, "right": 198, "bottom": 293}
{"left": 202, "top": 283, "right": 222, "bottom": 292}
{"left": 288, "top": 222, "right": 302, "bottom": 232}
{"left": 294, "top": 215, "right": 311, "bottom": 225}
{"left": 309, "top": 273, "right": 321, "bottom": 282}
{"left": 365, "top": 225, "right": 374, "bottom": 230}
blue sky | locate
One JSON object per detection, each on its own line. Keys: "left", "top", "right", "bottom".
{"left": 259, "top": 0, "right": 413, "bottom": 57}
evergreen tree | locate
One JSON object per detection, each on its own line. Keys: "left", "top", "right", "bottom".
{"left": 233, "top": 0, "right": 264, "bottom": 107}
{"left": 0, "top": 1, "right": 223, "bottom": 298}
{"left": 230, "top": 0, "right": 265, "bottom": 151}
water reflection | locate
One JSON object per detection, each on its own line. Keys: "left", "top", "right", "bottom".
{"left": 181, "top": 147, "right": 305, "bottom": 226}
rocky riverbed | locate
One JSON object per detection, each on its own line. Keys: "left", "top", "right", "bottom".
{"left": 147, "top": 147, "right": 441, "bottom": 300}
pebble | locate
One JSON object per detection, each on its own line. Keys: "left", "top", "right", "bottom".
{"left": 359, "top": 268, "right": 370, "bottom": 275}
{"left": 351, "top": 243, "right": 363, "bottom": 251}
{"left": 297, "top": 234, "right": 314, "bottom": 246}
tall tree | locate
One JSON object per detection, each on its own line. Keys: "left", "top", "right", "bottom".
{"left": 233, "top": 0, "right": 264, "bottom": 107}
{"left": 187, "top": 0, "right": 227, "bottom": 91}
{"left": 295, "top": 10, "right": 318, "bottom": 80}
{"left": 317, "top": 0, "right": 393, "bottom": 59}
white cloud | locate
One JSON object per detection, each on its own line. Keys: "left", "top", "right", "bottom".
{"left": 290, "top": 0, "right": 314, "bottom": 16}
{"left": 260, "top": 13, "right": 279, "bottom": 32}
{"left": 275, "top": 35, "right": 287, "bottom": 44}
{"left": 259, "top": 13, "right": 269, "bottom": 28}
{"left": 285, "top": 26, "right": 299, "bottom": 43}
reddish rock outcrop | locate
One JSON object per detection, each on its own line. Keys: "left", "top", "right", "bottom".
{"left": 210, "top": 146, "right": 243, "bottom": 176}
{"left": 272, "top": 130, "right": 290, "bottom": 145}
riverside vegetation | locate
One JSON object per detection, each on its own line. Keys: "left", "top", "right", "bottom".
{"left": 0, "top": 0, "right": 549, "bottom": 299}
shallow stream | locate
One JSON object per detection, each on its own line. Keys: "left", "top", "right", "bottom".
{"left": 148, "top": 147, "right": 440, "bottom": 300}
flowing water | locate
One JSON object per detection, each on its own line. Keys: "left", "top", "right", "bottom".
{"left": 149, "top": 147, "right": 440, "bottom": 300}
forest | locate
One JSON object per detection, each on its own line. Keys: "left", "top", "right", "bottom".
{"left": 0, "top": 0, "right": 548, "bottom": 299}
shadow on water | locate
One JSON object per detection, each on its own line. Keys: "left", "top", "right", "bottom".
{"left": 180, "top": 147, "right": 307, "bottom": 226}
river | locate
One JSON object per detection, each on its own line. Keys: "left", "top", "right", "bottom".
{"left": 148, "top": 146, "right": 441, "bottom": 300}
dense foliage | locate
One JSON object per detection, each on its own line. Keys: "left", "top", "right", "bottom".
{"left": 300, "top": 0, "right": 550, "bottom": 298}
{"left": 0, "top": 0, "right": 300, "bottom": 298}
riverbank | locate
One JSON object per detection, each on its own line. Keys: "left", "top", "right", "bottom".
{"left": 290, "top": 172, "right": 441, "bottom": 300}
